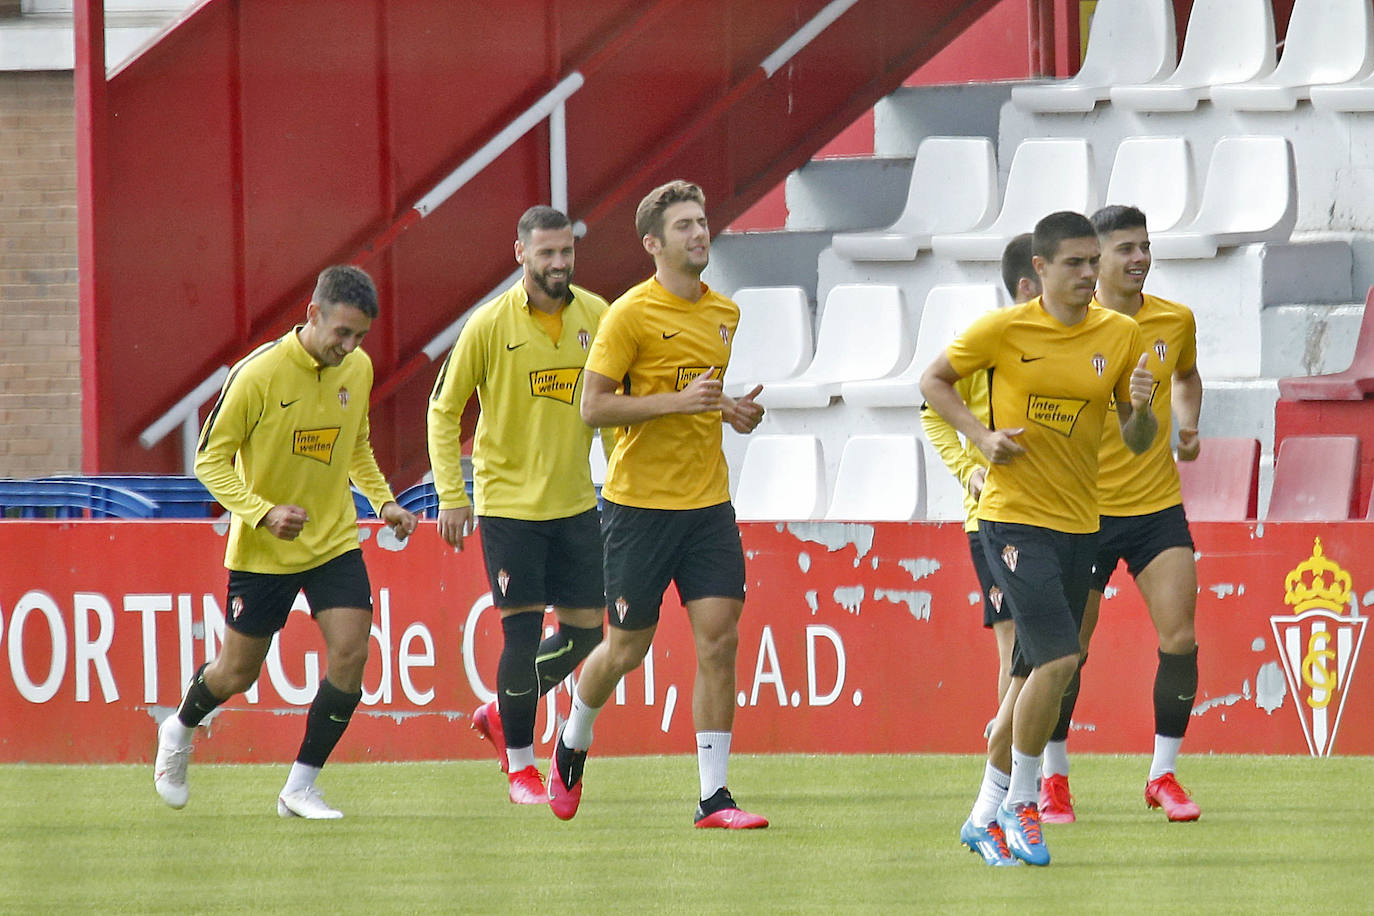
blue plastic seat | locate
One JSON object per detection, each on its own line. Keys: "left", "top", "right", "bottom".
{"left": 43, "top": 474, "right": 218, "bottom": 518}
{"left": 0, "top": 479, "right": 159, "bottom": 519}
{"left": 396, "top": 481, "right": 439, "bottom": 518}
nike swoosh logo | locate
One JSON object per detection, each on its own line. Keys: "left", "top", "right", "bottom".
{"left": 504, "top": 688, "right": 534, "bottom": 697}
{"left": 1177, "top": 694, "right": 1196, "bottom": 702}
{"left": 698, "top": 744, "right": 713, "bottom": 751}
{"left": 506, "top": 342, "right": 526, "bottom": 351}
{"left": 328, "top": 714, "right": 349, "bottom": 723}
{"left": 1019, "top": 355, "right": 1045, "bottom": 363}
{"left": 662, "top": 331, "right": 681, "bottom": 339}
{"left": 280, "top": 399, "right": 300, "bottom": 408}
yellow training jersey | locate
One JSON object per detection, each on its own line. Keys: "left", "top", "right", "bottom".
{"left": 1095, "top": 294, "right": 1198, "bottom": 516}
{"left": 195, "top": 328, "right": 395, "bottom": 574}
{"left": 427, "top": 281, "right": 609, "bottom": 520}
{"left": 585, "top": 277, "right": 736, "bottom": 510}
{"left": 920, "top": 370, "right": 990, "bottom": 533}
{"left": 945, "top": 298, "right": 1145, "bottom": 534}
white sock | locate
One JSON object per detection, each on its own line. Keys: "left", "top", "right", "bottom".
{"left": 506, "top": 744, "right": 536, "bottom": 772}
{"left": 1006, "top": 747, "right": 1041, "bottom": 808}
{"left": 696, "top": 731, "right": 731, "bottom": 800}
{"left": 969, "top": 762, "right": 1010, "bottom": 826}
{"left": 283, "top": 762, "right": 321, "bottom": 795}
{"left": 161, "top": 715, "right": 192, "bottom": 747}
{"left": 1042, "top": 739, "right": 1070, "bottom": 778}
{"left": 1149, "top": 735, "right": 1183, "bottom": 781}
{"left": 563, "top": 689, "right": 601, "bottom": 750}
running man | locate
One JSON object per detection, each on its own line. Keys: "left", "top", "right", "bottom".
{"left": 154, "top": 264, "right": 417, "bottom": 819}
{"left": 921, "top": 233, "right": 1040, "bottom": 713}
{"left": 548, "top": 179, "right": 768, "bottom": 828}
{"left": 921, "top": 211, "right": 1156, "bottom": 866}
{"left": 427, "top": 205, "right": 609, "bottom": 805}
{"left": 1040, "top": 204, "right": 1202, "bottom": 823}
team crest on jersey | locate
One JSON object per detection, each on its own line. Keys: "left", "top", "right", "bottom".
{"left": 1027, "top": 394, "right": 1088, "bottom": 437}
{"left": 614, "top": 596, "right": 630, "bottom": 623}
{"left": 497, "top": 569, "right": 510, "bottom": 596}
{"left": 719, "top": 324, "right": 730, "bottom": 345}
{"left": 1153, "top": 339, "right": 1168, "bottom": 362}
{"left": 578, "top": 328, "right": 590, "bottom": 350}
{"left": 1001, "top": 545, "right": 1019, "bottom": 573}
{"left": 530, "top": 367, "right": 582, "bottom": 405}
{"left": 230, "top": 595, "right": 244, "bottom": 621}
{"left": 988, "top": 586, "right": 1004, "bottom": 611}
{"left": 1091, "top": 353, "right": 1106, "bottom": 377}
{"left": 293, "top": 427, "right": 340, "bottom": 464}
{"left": 338, "top": 386, "right": 350, "bottom": 408}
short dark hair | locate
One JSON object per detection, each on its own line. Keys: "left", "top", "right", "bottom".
{"left": 1090, "top": 204, "right": 1148, "bottom": 237}
{"left": 312, "top": 264, "right": 378, "bottom": 318}
{"left": 517, "top": 205, "right": 572, "bottom": 242}
{"left": 1032, "top": 211, "right": 1097, "bottom": 262}
{"left": 1000, "top": 232, "right": 1035, "bottom": 300}
{"left": 635, "top": 180, "right": 706, "bottom": 240}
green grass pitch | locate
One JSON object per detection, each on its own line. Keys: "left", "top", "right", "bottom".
{"left": 2, "top": 754, "right": 1370, "bottom": 914}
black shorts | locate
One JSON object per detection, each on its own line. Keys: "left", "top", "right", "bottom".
{"left": 968, "top": 530, "right": 1010, "bottom": 628}
{"left": 477, "top": 508, "right": 605, "bottom": 609}
{"left": 225, "top": 549, "right": 372, "bottom": 638}
{"left": 978, "top": 521, "right": 1096, "bottom": 677}
{"left": 601, "top": 500, "right": 746, "bottom": 630}
{"left": 1089, "top": 504, "right": 1194, "bottom": 592}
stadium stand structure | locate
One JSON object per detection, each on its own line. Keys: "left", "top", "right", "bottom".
{"left": 707, "top": 0, "right": 1374, "bottom": 520}
{"left": 40, "top": 474, "right": 217, "bottom": 518}
{"left": 725, "top": 286, "right": 814, "bottom": 398}
{"left": 1210, "top": 0, "right": 1374, "bottom": 112}
{"left": 1265, "top": 435, "right": 1360, "bottom": 520}
{"left": 733, "top": 435, "right": 826, "bottom": 522}
{"left": 0, "top": 479, "right": 157, "bottom": 519}
{"left": 1176, "top": 438, "right": 1262, "bottom": 521}
{"left": 824, "top": 435, "right": 925, "bottom": 521}
{"left": 830, "top": 136, "right": 997, "bottom": 262}
{"left": 1009, "top": 0, "right": 1177, "bottom": 114}
{"left": 760, "top": 284, "right": 910, "bottom": 410}
{"left": 1110, "top": 0, "right": 1277, "bottom": 112}
{"left": 930, "top": 138, "right": 1097, "bottom": 261}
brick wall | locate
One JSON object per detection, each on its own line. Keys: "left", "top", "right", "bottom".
{"left": 0, "top": 72, "right": 81, "bottom": 477}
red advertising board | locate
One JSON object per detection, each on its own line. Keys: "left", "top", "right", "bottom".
{"left": 1, "top": 520, "right": 1369, "bottom": 762}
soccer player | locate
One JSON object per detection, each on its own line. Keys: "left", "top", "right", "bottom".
{"left": 920, "top": 211, "right": 1157, "bottom": 866}
{"left": 1040, "top": 204, "right": 1202, "bottom": 823}
{"left": 921, "top": 233, "right": 1040, "bottom": 713}
{"left": 547, "top": 179, "right": 768, "bottom": 829}
{"left": 427, "top": 206, "right": 609, "bottom": 805}
{"left": 154, "top": 264, "right": 418, "bottom": 819}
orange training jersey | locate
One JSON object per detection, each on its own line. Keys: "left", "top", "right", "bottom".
{"left": 1095, "top": 294, "right": 1197, "bottom": 516}
{"left": 585, "top": 277, "right": 736, "bottom": 510}
{"left": 945, "top": 298, "right": 1145, "bottom": 534}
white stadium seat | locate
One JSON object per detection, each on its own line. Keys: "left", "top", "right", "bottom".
{"left": 931, "top": 138, "right": 1096, "bottom": 262}
{"left": 1010, "top": 0, "right": 1176, "bottom": 113}
{"left": 724, "top": 286, "right": 813, "bottom": 398}
{"left": 841, "top": 284, "right": 1004, "bottom": 408}
{"left": 1212, "top": 0, "right": 1374, "bottom": 112}
{"left": 825, "top": 435, "right": 925, "bottom": 521}
{"left": 1149, "top": 136, "right": 1296, "bottom": 260}
{"left": 830, "top": 136, "right": 997, "bottom": 261}
{"left": 734, "top": 435, "right": 826, "bottom": 521}
{"left": 1102, "top": 137, "right": 1196, "bottom": 234}
{"left": 920, "top": 438, "right": 970, "bottom": 522}
{"left": 760, "top": 285, "right": 910, "bottom": 409}
{"left": 1110, "top": 0, "right": 1276, "bottom": 112}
